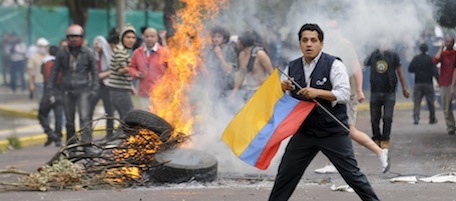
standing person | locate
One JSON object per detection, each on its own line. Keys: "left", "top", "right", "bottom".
{"left": 91, "top": 36, "right": 114, "bottom": 139}
{"left": 203, "top": 26, "right": 237, "bottom": 97}
{"left": 314, "top": 21, "right": 389, "bottom": 174}
{"left": 128, "top": 27, "right": 168, "bottom": 111}
{"left": 230, "top": 31, "right": 274, "bottom": 101}
{"left": 409, "top": 43, "right": 439, "bottom": 125}
{"left": 47, "top": 24, "right": 99, "bottom": 150}
{"left": 39, "top": 45, "right": 63, "bottom": 147}
{"left": 433, "top": 35, "right": 456, "bottom": 135}
{"left": 269, "top": 23, "right": 379, "bottom": 201}
{"left": 107, "top": 24, "right": 136, "bottom": 119}
{"left": 1, "top": 32, "right": 10, "bottom": 86}
{"left": 364, "top": 39, "right": 410, "bottom": 149}
{"left": 7, "top": 33, "right": 27, "bottom": 94}
{"left": 27, "top": 38, "right": 49, "bottom": 101}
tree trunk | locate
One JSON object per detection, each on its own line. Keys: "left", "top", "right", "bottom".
{"left": 163, "top": 0, "right": 177, "bottom": 38}
{"left": 65, "top": 0, "right": 92, "bottom": 28}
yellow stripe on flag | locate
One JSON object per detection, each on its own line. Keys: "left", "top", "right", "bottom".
{"left": 222, "top": 69, "right": 284, "bottom": 156}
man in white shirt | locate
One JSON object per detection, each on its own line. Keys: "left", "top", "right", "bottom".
{"left": 268, "top": 23, "right": 379, "bottom": 201}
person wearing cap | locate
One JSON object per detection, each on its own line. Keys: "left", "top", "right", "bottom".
{"left": 107, "top": 24, "right": 137, "bottom": 119}
{"left": 47, "top": 24, "right": 99, "bottom": 150}
{"left": 27, "top": 37, "right": 49, "bottom": 101}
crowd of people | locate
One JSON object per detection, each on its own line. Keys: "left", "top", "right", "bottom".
{"left": 0, "top": 20, "right": 449, "bottom": 200}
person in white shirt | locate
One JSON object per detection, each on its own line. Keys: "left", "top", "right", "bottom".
{"left": 268, "top": 23, "right": 380, "bottom": 201}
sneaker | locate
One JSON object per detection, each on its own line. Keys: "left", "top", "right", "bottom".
{"left": 379, "top": 149, "right": 390, "bottom": 173}
{"left": 429, "top": 119, "right": 437, "bottom": 124}
{"left": 315, "top": 164, "right": 338, "bottom": 174}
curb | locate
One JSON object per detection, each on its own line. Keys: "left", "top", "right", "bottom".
{"left": 0, "top": 105, "right": 37, "bottom": 119}
{"left": 0, "top": 127, "right": 108, "bottom": 151}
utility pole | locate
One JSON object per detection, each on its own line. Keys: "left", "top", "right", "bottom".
{"left": 116, "top": 0, "right": 125, "bottom": 30}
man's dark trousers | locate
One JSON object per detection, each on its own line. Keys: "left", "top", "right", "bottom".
{"left": 269, "top": 132, "right": 380, "bottom": 201}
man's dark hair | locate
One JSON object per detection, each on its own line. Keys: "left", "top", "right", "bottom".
{"left": 419, "top": 43, "right": 428, "bottom": 53}
{"left": 140, "top": 26, "right": 147, "bottom": 34}
{"left": 49, "top": 45, "right": 59, "bottom": 56}
{"left": 298, "top": 23, "right": 324, "bottom": 42}
{"left": 210, "top": 26, "right": 230, "bottom": 43}
{"left": 239, "top": 31, "right": 256, "bottom": 47}
{"left": 107, "top": 34, "right": 119, "bottom": 45}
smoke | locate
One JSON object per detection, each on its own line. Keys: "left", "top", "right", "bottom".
{"left": 187, "top": 0, "right": 436, "bottom": 176}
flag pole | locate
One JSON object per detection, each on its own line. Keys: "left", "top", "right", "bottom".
{"left": 276, "top": 67, "right": 350, "bottom": 132}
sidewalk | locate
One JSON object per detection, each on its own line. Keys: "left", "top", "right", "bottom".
{"left": 0, "top": 87, "right": 109, "bottom": 151}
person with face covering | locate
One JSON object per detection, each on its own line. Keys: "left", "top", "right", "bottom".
{"left": 269, "top": 23, "right": 379, "bottom": 201}
{"left": 435, "top": 35, "right": 456, "bottom": 135}
{"left": 107, "top": 24, "right": 137, "bottom": 119}
{"left": 91, "top": 36, "right": 114, "bottom": 139}
{"left": 27, "top": 37, "right": 49, "bottom": 100}
{"left": 47, "top": 24, "right": 99, "bottom": 151}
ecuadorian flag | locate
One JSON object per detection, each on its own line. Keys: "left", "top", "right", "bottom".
{"left": 222, "top": 68, "right": 315, "bottom": 170}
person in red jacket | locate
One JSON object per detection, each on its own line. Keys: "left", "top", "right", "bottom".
{"left": 128, "top": 27, "right": 169, "bottom": 111}
{"left": 433, "top": 35, "right": 456, "bottom": 135}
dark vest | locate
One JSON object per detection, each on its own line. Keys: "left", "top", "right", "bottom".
{"left": 288, "top": 53, "right": 349, "bottom": 137}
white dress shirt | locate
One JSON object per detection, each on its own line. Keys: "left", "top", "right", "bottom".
{"left": 301, "top": 51, "right": 350, "bottom": 105}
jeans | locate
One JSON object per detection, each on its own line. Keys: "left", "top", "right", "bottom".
{"left": 9, "top": 60, "right": 26, "bottom": 92}
{"left": 440, "top": 86, "right": 455, "bottom": 133}
{"left": 38, "top": 87, "right": 63, "bottom": 141}
{"left": 109, "top": 88, "right": 134, "bottom": 120}
{"left": 62, "top": 88, "right": 93, "bottom": 144}
{"left": 90, "top": 84, "right": 114, "bottom": 139}
{"left": 413, "top": 83, "right": 436, "bottom": 123}
{"left": 370, "top": 92, "right": 396, "bottom": 141}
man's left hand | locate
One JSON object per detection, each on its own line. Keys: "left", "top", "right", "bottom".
{"left": 297, "top": 87, "right": 319, "bottom": 99}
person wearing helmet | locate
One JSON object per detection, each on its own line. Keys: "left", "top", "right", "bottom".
{"left": 27, "top": 37, "right": 49, "bottom": 101}
{"left": 107, "top": 24, "right": 137, "bottom": 119}
{"left": 47, "top": 24, "right": 99, "bottom": 152}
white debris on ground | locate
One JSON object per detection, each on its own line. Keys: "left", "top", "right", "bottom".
{"left": 390, "top": 172, "right": 456, "bottom": 184}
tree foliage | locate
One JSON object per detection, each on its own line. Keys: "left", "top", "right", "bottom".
{"left": 433, "top": 0, "right": 456, "bottom": 28}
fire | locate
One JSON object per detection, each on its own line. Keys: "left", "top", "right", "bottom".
{"left": 150, "top": 0, "right": 228, "bottom": 135}
{"left": 105, "top": 0, "right": 228, "bottom": 184}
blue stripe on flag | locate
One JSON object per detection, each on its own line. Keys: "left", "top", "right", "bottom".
{"left": 239, "top": 94, "right": 300, "bottom": 166}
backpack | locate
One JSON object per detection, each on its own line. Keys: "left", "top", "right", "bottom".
{"left": 41, "top": 59, "right": 61, "bottom": 84}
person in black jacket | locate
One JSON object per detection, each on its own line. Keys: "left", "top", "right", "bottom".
{"left": 408, "top": 43, "right": 439, "bottom": 125}
{"left": 47, "top": 24, "right": 99, "bottom": 151}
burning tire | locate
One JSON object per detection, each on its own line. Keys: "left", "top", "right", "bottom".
{"left": 122, "top": 109, "right": 174, "bottom": 135}
{"left": 149, "top": 148, "right": 218, "bottom": 183}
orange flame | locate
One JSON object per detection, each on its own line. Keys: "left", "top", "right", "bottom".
{"left": 150, "top": 0, "right": 228, "bottom": 135}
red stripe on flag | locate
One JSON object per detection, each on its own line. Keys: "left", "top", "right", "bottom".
{"left": 254, "top": 101, "right": 315, "bottom": 169}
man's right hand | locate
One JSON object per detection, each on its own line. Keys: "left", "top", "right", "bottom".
{"left": 281, "top": 79, "right": 295, "bottom": 91}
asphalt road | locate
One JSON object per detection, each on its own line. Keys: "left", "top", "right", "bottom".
{"left": 1, "top": 106, "right": 455, "bottom": 201}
